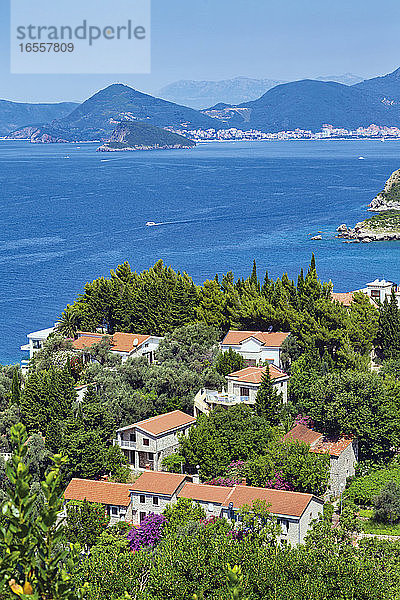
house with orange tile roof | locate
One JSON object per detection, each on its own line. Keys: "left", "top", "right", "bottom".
{"left": 64, "top": 478, "right": 135, "bottom": 524}
{"left": 194, "top": 364, "right": 289, "bottom": 416}
{"left": 64, "top": 472, "right": 324, "bottom": 541}
{"left": 220, "top": 330, "right": 290, "bottom": 367}
{"left": 71, "top": 331, "right": 163, "bottom": 364}
{"left": 114, "top": 410, "right": 196, "bottom": 471}
{"left": 63, "top": 472, "right": 191, "bottom": 525}
{"left": 283, "top": 424, "right": 358, "bottom": 497}
{"left": 134, "top": 475, "right": 323, "bottom": 542}
{"left": 331, "top": 292, "right": 355, "bottom": 307}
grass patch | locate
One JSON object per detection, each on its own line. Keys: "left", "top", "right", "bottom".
{"left": 362, "top": 519, "right": 400, "bottom": 536}
{"left": 358, "top": 508, "right": 373, "bottom": 518}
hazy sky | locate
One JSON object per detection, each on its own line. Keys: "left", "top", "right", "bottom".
{"left": 2, "top": 0, "right": 400, "bottom": 102}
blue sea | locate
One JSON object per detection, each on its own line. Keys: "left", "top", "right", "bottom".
{"left": 1, "top": 138, "right": 400, "bottom": 365}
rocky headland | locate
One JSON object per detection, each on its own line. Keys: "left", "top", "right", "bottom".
{"left": 337, "top": 168, "right": 400, "bottom": 242}
{"left": 97, "top": 121, "right": 195, "bottom": 152}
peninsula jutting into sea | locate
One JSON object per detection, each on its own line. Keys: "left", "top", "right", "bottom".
{"left": 337, "top": 167, "right": 400, "bottom": 242}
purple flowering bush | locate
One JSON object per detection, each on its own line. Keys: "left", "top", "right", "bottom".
{"left": 265, "top": 470, "right": 294, "bottom": 491}
{"left": 127, "top": 513, "right": 166, "bottom": 552}
{"left": 293, "top": 414, "right": 314, "bottom": 427}
{"left": 203, "top": 476, "right": 236, "bottom": 487}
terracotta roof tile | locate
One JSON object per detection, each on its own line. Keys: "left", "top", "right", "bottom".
{"left": 178, "top": 482, "right": 233, "bottom": 504}
{"left": 283, "top": 424, "right": 323, "bottom": 446}
{"left": 222, "top": 331, "right": 290, "bottom": 348}
{"left": 132, "top": 410, "right": 196, "bottom": 436}
{"left": 131, "top": 471, "right": 188, "bottom": 496}
{"left": 72, "top": 331, "right": 151, "bottom": 353}
{"left": 227, "top": 486, "right": 315, "bottom": 517}
{"left": 283, "top": 424, "right": 354, "bottom": 457}
{"left": 64, "top": 478, "right": 132, "bottom": 506}
{"left": 228, "top": 364, "right": 287, "bottom": 384}
{"left": 331, "top": 292, "right": 354, "bottom": 307}
{"left": 312, "top": 436, "right": 354, "bottom": 457}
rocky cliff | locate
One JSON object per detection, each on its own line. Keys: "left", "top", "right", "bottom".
{"left": 368, "top": 168, "right": 400, "bottom": 211}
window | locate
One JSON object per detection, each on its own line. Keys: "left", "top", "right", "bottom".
{"left": 148, "top": 452, "right": 154, "bottom": 460}
{"left": 153, "top": 496, "right": 159, "bottom": 506}
{"left": 32, "top": 340, "right": 42, "bottom": 349}
{"left": 240, "top": 387, "right": 249, "bottom": 397}
{"left": 130, "top": 433, "right": 136, "bottom": 442}
{"left": 143, "top": 438, "right": 149, "bottom": 446}
{"left": 140, "top": 512, "right": 146, "bottom": 523}
{"left": 371, "top": 289, "right": 380, "bottom": 299}
{"left": 140, "top": 495, "right": 145, "bottom": 503}
{"left": 110, "top": 506, "right": 118, "bottom": 516}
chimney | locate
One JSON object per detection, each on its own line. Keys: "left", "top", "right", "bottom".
{"left": 145, "top": 464, "right": 151, "bottom": 470}
{"left": 192, "top": 474, "right": 200, "bottom": 484}
{"left": 240, "top": 478, "right": 247, "bottom": 486}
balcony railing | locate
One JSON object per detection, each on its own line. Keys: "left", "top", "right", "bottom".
{"left": 205, "top": 391, "right": 254, "bottom": 405}
{"left": 114, "top": 439, "right": 136, "bottom": 449}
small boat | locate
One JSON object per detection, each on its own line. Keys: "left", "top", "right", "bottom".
{"left": 146, "top": 221, "right": 156, "bottom": 226}
{"left": 358, "top": 156, "right": 365, "bottom": 160}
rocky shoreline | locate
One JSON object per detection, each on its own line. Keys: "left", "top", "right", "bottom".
{"left": 336, "top": 223, "right": 400, "bottom": 243}
{"left": 97, "top": 142, "right": 194, "bottom": 152}
{"left": 337, "top": 167, "right": 400, "bottom": 242}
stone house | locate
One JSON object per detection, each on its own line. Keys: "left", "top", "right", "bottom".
{"left": 114, "top": 410, "right": 196, "bottom": 471}
{"left": 130, "top": 471, "right": 190, "bottom": 525}
{"left": 64, "top": 473, "right": 324, "bottom": 543}
{"left": 194, "top": 364, "right": 289, "bottom": 416}
{"left": 72, "top": 331, "right": 163, "bottom": 364}
{"left": 283, "top": 424, "right": 357, "bottom": 497}
{"left": 220, "top": 330, "right": 290, "bottom": 368}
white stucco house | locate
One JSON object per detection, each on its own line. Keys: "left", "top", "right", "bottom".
{"left": 333, "top": 279, "right": 400, "bottom": 308}
{"left": 21, "top": 325, "right": 56, "bottom": 360}
{"left": 72, "top": 331, "right": 163, "bottom": 364}
{"left": 64, "top": 472, "right": 323, "bottom": 543}
{"left": 220, "top": 330, "right": 290, "bottom": 367}
{"left": 114, "top": 410, "right": 196, "bottom": 471}
{"left": 194, "top": 364, "right": 289, "bottom": 416}
{"left": 283, "top": 424, "right": 358, "bottom": 497}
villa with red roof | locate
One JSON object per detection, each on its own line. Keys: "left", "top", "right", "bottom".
{"left": 194, "top": 364, "right": 289, "bottom": 416}
{"left": 283, "top": 424, "right": 358, "bottom": 497}
{"left": 72, "top": 331, "right": 163, "bottom": 364}
{"left": 114, "top": 410, "right": 196, "bottom": 471}
{"left": 64, "top": 471, "right": 324, "bottom": 543}
{"left": 221, "top": 330, "right": 290, "bottom": 368}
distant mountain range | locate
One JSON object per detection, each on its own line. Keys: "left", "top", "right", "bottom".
{"left": 6, "top": 67, "right": 400, "bottom": 144}
{"left": 202, "top": 68, "right": 400, "bottom": 132}
{"left": 157, "top": 77, "right": 286, "bottom": 109}
{"left": 8, "top": 84, "right": 219, "bottom": 142}
{"left": 158, "top": 74, "right": 364, "bottom": 108}
{"left": 0, "top": 100, "right": 78, "bottom": 136}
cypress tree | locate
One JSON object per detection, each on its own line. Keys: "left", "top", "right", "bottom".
{"left": 379, "top": 289, "right": 400, "bottom": 359}
{"left": 255, "top": 367, "right": 282, "bottom": 426}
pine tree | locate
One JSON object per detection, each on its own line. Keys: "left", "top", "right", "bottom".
{"left": 255, "top": 367, "right": 282, "bottom": 425}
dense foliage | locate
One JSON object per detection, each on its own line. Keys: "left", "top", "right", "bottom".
{"left": 346, "top": 464, "right": 400, "bottom": 505}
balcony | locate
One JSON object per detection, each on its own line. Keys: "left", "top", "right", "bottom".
{"left": 204, "top": 390, "right": 254, "bottom": 406}
{"left": 114, "top": 439, "right": 136, "bottom": 449}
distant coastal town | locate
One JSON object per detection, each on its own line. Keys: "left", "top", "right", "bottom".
{"left": 169, "top": 123, "right": 400, "bottom": 142}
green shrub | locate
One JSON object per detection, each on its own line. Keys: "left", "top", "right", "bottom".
{"left": 346, "top": 465, "right": 400, "bottom": 505}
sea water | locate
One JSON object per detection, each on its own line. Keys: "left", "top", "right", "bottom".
{"left": 1, "top": 138, "right": 400, "bottom": 364}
